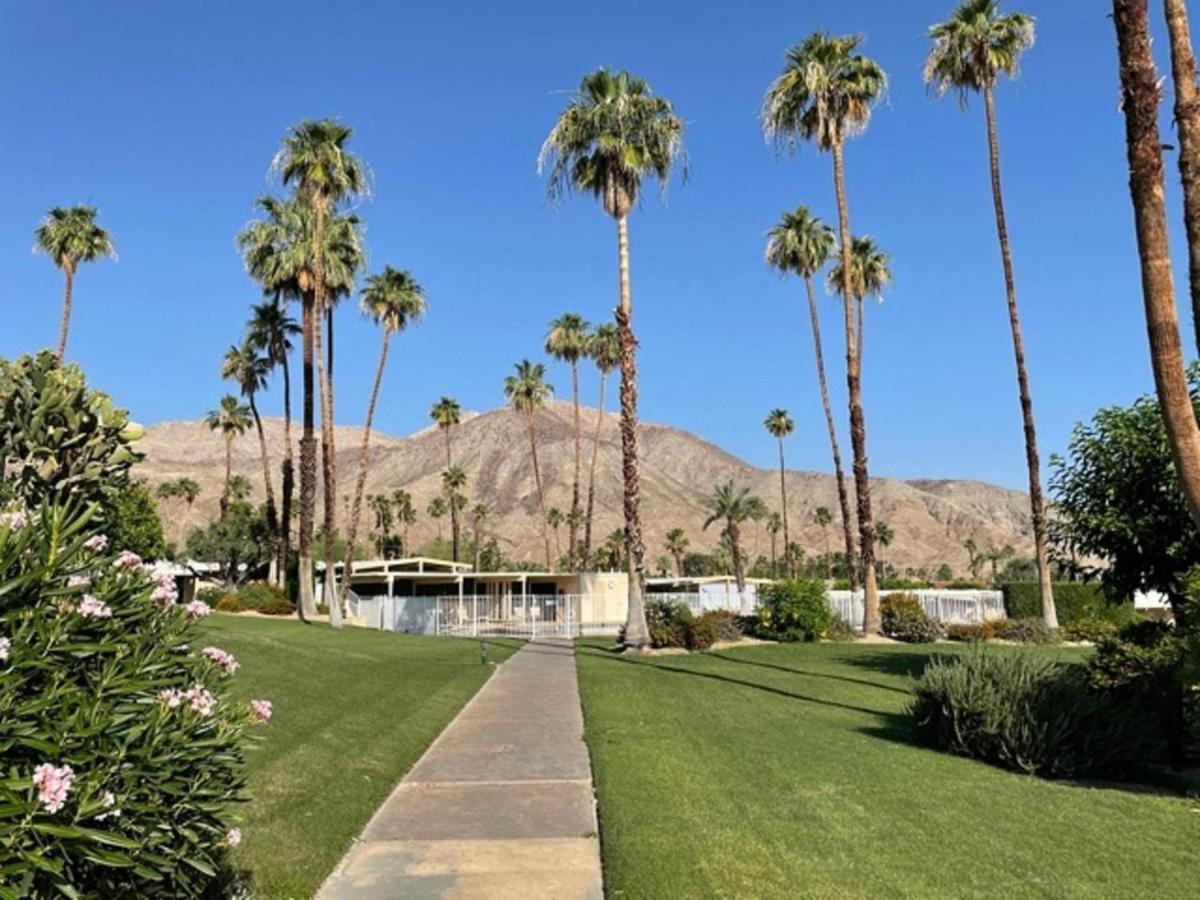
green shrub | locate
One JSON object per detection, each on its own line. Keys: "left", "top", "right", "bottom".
{"left": 756, "top": 579, "right": 831, "bottom": 642}
{"left": 993, "top": 617, "right": 1059, "bottom": 645}
{"left": 911, "top": 647, "right": 1153, "bottom": 778}
{"left": 945, "top": 621, "right": 998, "bottom": 642}
{"left": 881, "top": 593, "right": 941, "bottom": 643}
{"left": 215, "top": 594, "right": 245, "bottom": 613}
{"left": 1060, "top": 615, "right": 1120, "bottom": 643}
{"left": 0, "top": 501, "right": 268, "bottom": 896}
{"left": 1002, "top": 582, "right": 1110, "bottom": 624}
{"left": 696, "top": 609, "right": 742, "bottom": 643}
{"left": 237, "top": 580, "right": 287, "bottom": 610}
{"left": 254, "top": 596, "right": 295, "bottom": 616}
{"left": 824, "top": 615, "right": 858, "bottom": 642}
{"left": 644, "top": 599, "right": 693, "bottom": 649}
{"left": 196, "top": 586, "right": 223, "bottom": 607}
{"left": 688, "top": 613, "right": 720, "bottom": 651}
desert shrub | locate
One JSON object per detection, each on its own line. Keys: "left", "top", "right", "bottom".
{"left": 881, "top": 593, "right": 941, "bottom": 643}
{"left": 824, "top": 615, "right": 858, "bottom": 642}
{"left": 196, "top": 586, "right": 223, "bottom": 606}
{"left": 756, "top": 578, "right": 831, "bottom": 642}
{"left": 254, "top": 596, "right": 295, "bottom": 616}
{"left": 237, "top": 580, "right": 287, "bottom": 610}
{"left": 945, "top": 621, "right": 999, "bottom": 642}
{"left": 993, "top": 617, "right": 1059, "bottom": 645}
{"left": 688, "top": 613, "right": 720, "bottom": 651}
{"left": 644, "top": 599, "right": 693, "bottom": 649}
{"left": 0, "top": 501, "right": 271, "bottom": 896}
{"left": 215, "top": 594, "right": 245, "bottom": 613}
{"left": 1060, "top": 615, "right": 1120, "bottom": 643}
{"left": 697, "top": 609, "right": 742, "bottom": 643}
{"left": 911, "top": 647, "right": 1153, "bottom": 778}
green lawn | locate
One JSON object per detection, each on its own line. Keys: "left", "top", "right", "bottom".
{"left": 576, "top": 639, "right": 1200, "bottom": 899}
{"left": 198, "top": 616, "right": 519, "bottom": 898}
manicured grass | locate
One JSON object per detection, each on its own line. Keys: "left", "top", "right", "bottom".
{"left": 198, "top": 615, "right": 519, "bottom": 898}
{"left": 576, "top": 640, "right": 1200, "bottom": 899}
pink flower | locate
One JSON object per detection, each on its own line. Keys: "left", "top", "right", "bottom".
{"left": 83, "top": 534, "right": 108, "bottom": 553}
{"left": 250, "top": 699, "right": 273, "bottom": 723}
{"left": 185, "top": 684, "right": 216, "bottom": 717}
{"left": 201, "top": 646, "right": 239, "bottom": 676}
{"left": 158, "top": 688, "right": 182, "bottom": 709}
{"left": 114, "top": 550, "right": 143, "bottom": 570}
{"left": 225, "top": 827, "right": 242, "bottom": 847}
{"left": 0, "top": 636, "right": 10, "bottom": 662}
{"left": 0, "top": 509, "right": 28, "bottom": 530}
{"left": 151, "top": 572, "right": 178, "bottom": 605}
{"left": 185, "top": 600, "right": 211, "bottom": 618}
{"left": 78, "top": 594, "right": 113, "bottom": 619}
{"left": 32, "top": 763, "right": 74, "bottom": 814}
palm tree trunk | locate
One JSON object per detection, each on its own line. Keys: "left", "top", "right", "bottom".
{"left": 729, "top": 521, "right": 745, "bottom": 596}
{"left": 832, "top": 140, "right": 880, "bottom": 633}
{"left": 855, "top": 297, "right": 864, "bottom": 373}
{"left": 983, "top": 84, "right": 1057, "bottom": 628}
{"left": 310, "top": 200, "right": 341, "bottom": 628}
{"left": 221, "top": 436, "right": 232, "bottom": 521}
{"left": 451, "top": 501, "right": 460, "bottom": 562}
{"left": 525, "top": 410, "right": 554, "bottom": 569}
{"left": 776, "top": 439, "right": 790, "bottom": 575}
{"left": 804, "top": 275, "right": 857, "bottom": 590}
{"left": 298, "top": 292, "right": 317, "bottom": 620}
{"left": 1166, "top": 0, "right": 1200, "bottom": 355}
{"left": 583, "top": 374, "right": 606, "bottom": 565}
{"left": 444, "top": 429, "right": 452, "bottom": 470}
{"left": 1114, "top": 0, "right": 1200, "bottom": 532}
{"left": 56, "top": 267, "right": 75, "bottom": 363}
{"left": 279, "top": 354, "right": 294, "bottom": 601}
{"left": 343, "top": 332, "right": 390, "bottom": 603}
{"left": 249, "top": 393, "right": 280, "bottom": 584}
{"left": 569, "top": 360, "right": 581, "bottom": 571}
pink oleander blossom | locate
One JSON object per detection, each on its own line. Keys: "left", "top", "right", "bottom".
{"left": 0, "top": 635, "right": 10, "bottom": 662}
{"left": 67, "top": 574, "right": 91, "bottom": 588}
{"left": 83, "top": 534, "right": 108, "bottom": 553}
{"left": 185, "top": 684, "right": 216, "bottom": 717}
{"left": 226, "top": 827, "right": 242, "bottom": 847}
{"left": 185, "top": 599, "right": 211, "bottom": 618}
{"left": 78, "top": 594, "right": 113, "bottom": 619}
{"left": 0, "top": 509, "right": 28, "bottom": 530}
{"left": 158, "top": 688, "right": 182, "bottom": 709}
{"left": 250, "top": 699, "right": 273, "bottom": 723}
{"left": 114, "top": 550, "right": 142, "bottom": 570}
{"left": 201, "top": 646, "right": 239, "bottom": 676}
{"left": 32, "top": 763, "right": 74, "bottom": 814}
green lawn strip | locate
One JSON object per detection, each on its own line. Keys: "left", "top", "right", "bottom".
{"left": 198, "top": 616, "right": 519, "bottom": 898}
{"left": 576, "top": 639, "right": 1200, "bottom": 900}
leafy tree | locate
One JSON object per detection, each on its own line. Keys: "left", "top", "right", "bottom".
{"left": 504, "top": 360, "right": 554, "bottom": 569}
{"left": 583, "top": 322, "right": 620, "bottom": 563}
{"left": 540, "top": 67, "right": 686, "bottom": 648}
{"left": 205, "top": 395, "right": 250, "bottom": 521}
{"left": 108, "top": 480, "right": 168, "bottom": 560}
{"left": 157, "top": 477, "right": 201, "bottom": 508}
{"left": 763, "top": 32, "right": 887, "bottom": 633}
{"left": 546, "top": 313, "right": 591, "bottom": 569}
{"left": 936, "top": 563, "right": 955, "bottom": 582}
{"left": 703, "top": 482, "right": 763, "bottom": 593}
{"left": 34, "top": 205, "right": 116, "bottom": 361}
{"left": 763, "top": 409, "right": 795, "bottom": 572}
{"left": 185, "top": 501, "right": 272, "bottom": 587}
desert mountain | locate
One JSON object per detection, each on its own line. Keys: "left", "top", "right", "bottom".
{"left": 136, "top": 399, "right": 1034, "bottom": 573}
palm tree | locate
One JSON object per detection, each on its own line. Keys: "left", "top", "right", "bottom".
{"left": 222, "top": 340, "right": 279, "bottom": 575}
{"left": 664, "top": 528, "right": 689, "bottom": 577}
{"left": 34, "top": 205, "right": 116, "bottom": 361}
{"left": 763, "top": 33, "right": 887, "bottom": 634}
{"left": 156, "top": 478, "right": 201, "bottom": 510}
{"left": 343, "top": 267, "right": 427, "bottom": 605}
{"left": 546, "top": 313, "right": 591, "bottom": 569}
{"left": 442, "top": 466, "right": 468, "bottom": 561}
{"left": 703, "top": 482, "right": 762, "bottom": 597}
{"left": 583, "top": 322, "right": 620, "bottom": 564}
{"left": 766, "top": 206, "right": 859, "bottom": 588}
{"left": 272, "top": 119, "right": 369, "bottom": 624}
{"left": 430, "top": 396, "right": 463, "bottom": 470}
{"left": 762, "top": 409, "right": 795, "bottom": 573}
{"left": 392, "top": 489, "right": 416, "bottom": 556}
{"left": 1111, "top": 0, "right": 1200, "bottom": 532}
{"left": 602, "top": 529, "right": 626, "bottom": 571}
{"left": 926, "top": 0, "right": 1057, "bottom": 628}
{"left": 827, "top": 235, "right": 892, "bottom": 373}
{"left": 471, "top": 502, "right": 489, "bottom": 571}
{"left": 547, "top": 506, "right": 565, "bottom": 560}
{"left": 504, "top": 360, "right": 555, "bottom": 569}
{"left": 247, "top": 298, "right": 300, "bottom": 589}
{"left": 540, "top": 67, "right": 686, "bottom": 648}
{"left": 1164, "top": 0, "right": 1200, "bottom": 355}
{"left": 206, "top": 395, "right": 251, "bottom": 520}
{"left": 427, "top": 496, "right": 448, "bottom": 541}
{"left": 766, "top": 511, "right": 783, "bottom": 575}
{"left": 228, "top": 474, "right": 253, "bottom": 503}
{"left": 874, "top": 520, "right": 894, "bottom": 580}
{"left": 368, "top": 493, "right": 394, "bottom": 557}
{"left": 813, "top": 506, "right": 834, "bottom": 579}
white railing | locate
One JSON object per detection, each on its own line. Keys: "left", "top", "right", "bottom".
{"left": 648, "top": 591, "right": 758, "bottom": 615}
{"left": 827, "top": 589, "right": 1005, "bottom": 630}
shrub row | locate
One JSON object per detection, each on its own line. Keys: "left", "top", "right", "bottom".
{"left": 644, "top": 601, "right": 744, "bottom": 651}
{"left": 207, "top": 581, "right": 293, "bottom": 616}
{"left": 1002, "top": 581, "right": 1112, "bottom": 623}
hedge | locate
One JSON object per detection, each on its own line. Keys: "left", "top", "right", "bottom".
{"left": 1001, "top": 582, "right": 1115, "bottom": 624}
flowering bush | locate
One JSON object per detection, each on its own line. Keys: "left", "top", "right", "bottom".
{"left": 0, "top": 501, "right": 268, "bottom": 896}
{"left": 756, "top": 578, "right": 831, "bottom": 642}
{"left": 880, "top": 593, "right": 942, "bottom": 643}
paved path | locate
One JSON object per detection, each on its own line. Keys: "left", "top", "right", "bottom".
{"left": 317, "top": 639, "right": 603, "bottom": 899}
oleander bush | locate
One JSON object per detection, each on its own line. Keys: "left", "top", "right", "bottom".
{"left": 644, "top": 599, "right": 693, "bottom": 649}
{"left": 756, "top": 579, "right": 831, "bottom": 642}
{"left": 880, "top": 593, "right": 941, "bottom": 643}
{"left": 945, "top": 621, "right": 999, "bottom": 642}
{"left": 696, "top": 609, "right": 742, "bottom": 643}
{"left": 215, "top": 594, "right": 246, "bottom": 613}
{"left": 993, "top": 617, "right": 1059, "bottom": 645}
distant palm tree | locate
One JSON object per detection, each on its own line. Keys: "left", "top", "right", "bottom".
{"left": 427, "top": 496, "right": 448, "bottom": 541}
{"left": 471, "top": 502, "right": 489, "bottom": 571}
{"left": 664, "top": 527, "right": 689, "bottom": 577}
{"left": 813, "top": 506, "right": 834, "bottom": 579}
{"left": 504, "top": 360, "right": 555, "bottom": 569}
{"left": 762, "top": 409, "right": 795, "bottom": 573}
{"left": 368, "top": 493, "right": 394, "bottom": 557}
{"left": 430, "top": 396, "right": 463, "bottom": 470}
{"left": 766, "top": 511, "right": 783, "bottom": 575}
{"left": 763, "top": 32, "right": 887, "bottom": 633}
{"left": 206, "top": 395, "right": 251, "bottom": 520}
{"left": 602, "top": 529, "right": 626, "bottom": 571}
{"left": 344, "top": 267, "right": 427, "bottom": 602}
{"left": 547, "top": 506, "right": 565, "bottom": 561}
{"left": 926, "top": 0, "right": 1058, "bottom": 627}
{"left": 391, "top": 489, "right": 415, "bottom": 555}
{"left": 703, "top": 482, "right": 762, "bottom": 595}
{"left": 156, "top": 477, "right": 201, "bottom": 509}
{"left": 34, "top": 205, "right": 116, "bottom": 361}
{"left": 583, "top": 322, "right": 620, "bottom": 564}
{"left": 766, "top": 205, "right": 858, "bottom": 587}
{"left": 827, "top": 235, "right": 891, "bottom": 373}
{"left": 546, "top": 313, "right": 591, "bottom": 570}
{"left": 228, "top": 474, "right": 253, "bottom": 503}
{"left": 272, "top": 118, "right": 369, "bottom": 625}
{"left": 874, "top": 520, "right": 894, "bottom": 579}
{"left": 540, "top": 67, "right": 686, "bottom": 648}
{"left": 442, "top": 466, "right": 468, "bottom": 561}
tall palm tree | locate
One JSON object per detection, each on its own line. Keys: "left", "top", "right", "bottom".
{"left": 343, "top": 267, "right": 427, "bottom": 606}
{"left": 766, "top": 205, "right": 858, "bottom": 587}
{"left": 34, "top": 205, "right": 116, "bottom": 361}
{"left": 221, "top": 339, "right": 280, "bottom": 580}
{"left": 603, "top": 529, "right": 626, "bottom": 571}
{"left": 504, "top": 359, "right": 555, "bottom": 569}
{"left": 874, "top": 520, "right": 894, "bottom": 580}
{"left": 703, "top": 482, "right": 762, "bottom": 596}
{"left": 206, "top": 395, "right": 251, "bottom": 520}
{"left": 547, "top": 507, "right": 565, "bottom": 561}
{"left": 1164, "top": 0, "right": 1200, "bottom": 354}
{"left": 430, "top": 396, "right": 463, "bottom": 470}
{"left": 764, "top": 33, "right": 887, "bottom": 634}
{"left": 540, "top": 68, "right": 686, "bottom": 648}
{"left": 827, "top": 235, "right": 891, "bottom": 373}
{"left": 583, "top": 322, "right": 620, "bottom": 564}
{"left": 247, "top": 298, "right": 300, "bottom": 589}
{"left": 471, "top": 502, "right": 489, "bottom": 571}
{"left": 664, "top": 528, "right": 689, "bottom": 576}
{"left": 813, "top": 506, "right": 834, "bottom": 579}
{"left": 273, "top": 118, "right": 369, "bottom": 625}
{"left": 762, "top": 409, "right": 795, "bottom": 573}
{"left": 1111, "top": 0, "right": 1200, "bottom": 531}
{"left": 368, "top": 493, "right": 394, "bottom": 556}
{"left": 926, "top": 0, "right": 1057, "bottom": 627}
{"left": 766, "top": 511, "right": 783, "bottom": 575}
{"left": 546, "top": 313, "right": 591, "bottom": 570}
{"left": 442, "top": 466, "right": 468, "bottom": 562}
{"left": 427, "top": 496, "right": 448, "bottom": 541}
{"left": 392, "top": 489, "right": 416, "bottom": 556}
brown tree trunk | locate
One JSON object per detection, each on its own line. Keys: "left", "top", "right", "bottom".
{"left": 1166, "top": 0, "right": 1200, "bottom": 354}
{"left": 56, "top": 267, "right": 75, "bottom": 363}
{"left": 249, "top": 392, "right": 280, "bottom": 584}
{"left": 614, "top": 212, "right": 650, "bottom": 647}
{"left": 728, "top": 521, "right": 745, "bottom": 595}
{"left": 776, "top": 438, "right": 790, "bottom": 575}
{"left": 583, "top": 373, "right": 606, "bottom": 566}
{"left": 855, "top": 297, "right": 864, "bottom": 373}
{"left": 832, "top": 140, "right": 880, "bottom": 632}
{"left": 343, "top": 331, "right": 390, "bottom": 603}
{"left": 298, "top": 289, "right": 317, "bottom": 620}
{"left": 221, "top": 437, "right": 232, "bottom": 521}
{"left": 311, "top": 201, "right": 341, "bottom": 628}
{"left": 279, "top": 353, "right": 294, "bottom": 600}
{"left": 983, "top": 84, "right": 1057, "bottom": 628}
{"left": 804, "top": 275, "right": 858, "bottom": 589}
{"left": 525, "top": 409, "right": 554, "bottom": 569}
{"left": 1114, "top": 0, "right": 1200, "bottom": 531}
{"left": 569, "top": 360, "right": 581, "bottom": 570}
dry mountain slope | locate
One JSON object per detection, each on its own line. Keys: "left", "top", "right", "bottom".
{"left": 136, "top": 400, "right": 1034, "bottom": 572}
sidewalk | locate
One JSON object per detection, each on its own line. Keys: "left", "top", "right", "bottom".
{"left": 317, "top": 639, "right": 603, "bottom": 899}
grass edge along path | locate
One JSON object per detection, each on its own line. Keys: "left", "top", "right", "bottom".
{"left": 197, "top": 615, "right": 520, "bottom": 898}
{"left": 576, "top": 639, "right": 1200, "bottom": 899}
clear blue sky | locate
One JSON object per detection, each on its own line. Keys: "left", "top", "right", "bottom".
{"left": 0, "top": 1, "right": 1188, "bottom": 490}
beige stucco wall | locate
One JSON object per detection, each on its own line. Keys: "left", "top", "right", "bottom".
{"left": 578, "top": 572, "right": 629, "bottom": 625}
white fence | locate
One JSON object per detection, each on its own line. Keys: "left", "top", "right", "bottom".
{"left": 827, "top": 589, "right": 1005, "bottom": 630}
{"left": 648, "top": 591, "right": 758, "bottom": 616}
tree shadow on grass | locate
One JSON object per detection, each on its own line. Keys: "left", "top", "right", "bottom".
{"left": 704, "top": 651, "right": 912, "bottom": 696}
{"left": 830, "top": 647, "right": 957, "bottom": 681}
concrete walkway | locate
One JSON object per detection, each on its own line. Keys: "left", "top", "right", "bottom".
{"left": 317, "top": 639, "right": 603, "bottom": 899}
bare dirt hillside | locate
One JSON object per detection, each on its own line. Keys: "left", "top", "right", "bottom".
{"left": 136, "top": 399, "right": 1034, "bottom": 572}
